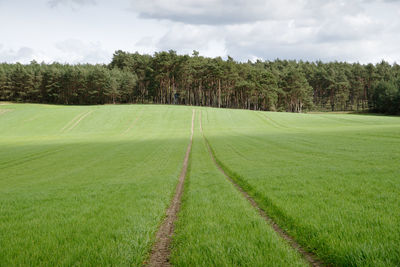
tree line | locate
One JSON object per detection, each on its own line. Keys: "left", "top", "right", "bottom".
{"left": 1, "top": 50, "right": 399, "bottom": 114}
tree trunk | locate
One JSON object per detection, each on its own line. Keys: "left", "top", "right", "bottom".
{"left": 218, "top": 79, "right": 221, "bottom": 108}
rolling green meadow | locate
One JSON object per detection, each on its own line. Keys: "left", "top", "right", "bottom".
{"left": 202, "top": 109, "right": 400, "bottom": 266}
{"left": 1, "top": 103, "right": 400, "bottom": 266}
{"left": 0, "top": 104, "right": 192, "bottom": 266}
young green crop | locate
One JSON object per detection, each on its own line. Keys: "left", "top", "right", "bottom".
{"left": 170, "top": 111, "right": 307, "bottom": 267}
{"left": 202, "top": 108, "right": 400, "bottom": 266}
{"left": 0, "top": 104, "right": 193, "bottom": 266}
{"left": 1, "top": 103, "right": 400, "bottom": 266}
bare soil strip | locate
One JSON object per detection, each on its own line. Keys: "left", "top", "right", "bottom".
{"left": 199, "top": 111, "right": 324, "bottom": 267}
{"left": 146, "top": 109, "right": 195, "bottom": 267}
{"left": 121, "top": 110, "right": 142, "bottom": 135}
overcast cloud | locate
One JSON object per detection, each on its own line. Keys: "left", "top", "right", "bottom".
{"left": 0, "top": 0, "right": 399, "bottom": 64}
{"left": 47, "top": 0, "right": 96, "bottom": 8}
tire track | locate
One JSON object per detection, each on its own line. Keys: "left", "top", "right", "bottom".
{"left": 199, "top": 111, "right": 324, "bottom": 267}
{"left": 60, "top": 111, "right": 88, "bottom": 132}
{"left": 0, "top": 149, "right": 64, "bottom": 170}
{"left": 0, "top": 109, "right": 13, "bottom": 116}
{"left": 66, "top": 110, "right": 93, "bottom": 132}
{"left": 146, "top": 109, "right": 195, "bottom": 267}
{"left": 23, "top": 114, "right": 40, "bottom": 123}
{"left": 121, "top": 109, "right": 143, "bottom": 135}
{"left": 256, "top": 112, "right": 288, "bottom": 129}
{"left": 60, "top": 110, "right": 93, "bottom": 133}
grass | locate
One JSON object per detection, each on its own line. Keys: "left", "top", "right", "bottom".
{"left": 0, "top": 104, "right": 193, "bottom": 266}
{"left": 202, "top": 108, "right": 400, "bottom": 266}
{"left": 170, "top": 111, "right": 307, "bottom": 267}
{"left": 1, "top": 103, "right": 399, "bottom": 266}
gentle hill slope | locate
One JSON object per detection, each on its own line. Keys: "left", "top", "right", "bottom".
{"left": 0, "top": 103, "right": 399, "bottom": 266}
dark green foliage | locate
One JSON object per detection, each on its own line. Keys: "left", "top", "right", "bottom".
{"left": 372, "top": 80, "right": 400, "bottom": 114}
{"left": 1, "top": 53, "right": 400, "bottom": 114}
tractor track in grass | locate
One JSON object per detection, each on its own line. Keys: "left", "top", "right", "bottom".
{"left": 121, "top": 109, "right": 143, "bottom": 135}
{"left": 65, "top": 110, "right": 93, "bottom": 132}
{"left": 146, "top": 109, "right": 195, "bottom": 267}
{"left": 0, "top": 109, "right": 13, "bottom": 116}
{"left": 256, "top": 112, "right": 289, "bottom": 130}
{"left": 0, "top": 149, "right": 64, "bottom": 170}
{"left": 199, "top": 111, "right": 324, "bottom": 267}
{"left": 60, "top": 110, "right": 92, "bottom": 133}
{"left": 60, "top": 111, "right": 87, "bottom": 132}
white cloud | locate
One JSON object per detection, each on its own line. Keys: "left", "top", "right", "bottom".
{"left": 0, "top": 45, "right": 37, "bottom": 63}
{"left": 47, "top": 0, "right": 96, "bottom": 8}
{"left": 0, "top": 0, "right": 399, "bottom": 64}
{"left": 130, "top": 0, "right": 304, "bottom": 25}
{"left": 141, "top": 0, "right": 400, "bottom": 63}
{"left": 155, "top": 24, "right": 226, "bottom": 57}
{"left": 54, "top": 39, "right": 111, "bottom": 64}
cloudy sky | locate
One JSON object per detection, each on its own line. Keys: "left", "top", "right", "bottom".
{"left": 1, "top": 0, "right": 400, "bottom": 64}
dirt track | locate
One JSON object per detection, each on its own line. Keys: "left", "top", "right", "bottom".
{"left": 199, "top": 111, "right": 324, "bottom": 267}
{"left": 146, "top": 109, "right": 195, "bottom": 267}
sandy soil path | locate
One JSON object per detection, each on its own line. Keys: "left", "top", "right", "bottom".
{"left": 147, "top": 109, "right": 195, "bottom": 267}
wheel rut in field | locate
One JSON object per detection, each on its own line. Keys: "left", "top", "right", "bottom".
{"left": 60, "top": 110, "right": 93, "bottom": 133}
{"left": 199, "top": 111, "right": 324, "bottom": 267}
{"left": 121, "top": 109, "right": 143, "bottom": 135}
{"left": 256, "top": 112, "right": 288, "bottom": 130}
{"left": 146, "top": 109, "right": 195, "bottom": 267}
{"left": 0, "top": 109, "right": 13, "bottom": 115}
{"left": 66, "top": 110, "right": 93, "bottom": 132}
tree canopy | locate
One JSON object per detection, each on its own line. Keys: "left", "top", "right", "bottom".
{"left": 1, "top": 51, "right": 399, "bottom": 114}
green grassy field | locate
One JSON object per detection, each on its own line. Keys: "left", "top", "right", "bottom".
{"left": 170, "top": 111, "right": 307, "bottom": 267}
{"left": 0, "top": 104, "right": 193, "bottom": 265}
{"left": 1, "top": 103, "right": 399, "bottom": 266}
{"left": 202, "top": 109, "right": 400, "bottom": 266}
